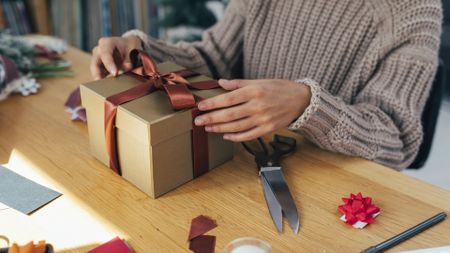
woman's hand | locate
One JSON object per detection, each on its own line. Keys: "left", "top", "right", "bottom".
{"left": 90, "top": 36, "right": 142, "bottom": 80}
{"left": 195, "top": 79, "right": 312, "bottom": 142}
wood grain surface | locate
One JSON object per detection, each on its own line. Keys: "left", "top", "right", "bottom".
{"left": 0, "top": 48, "right": 449, "bottom": 253}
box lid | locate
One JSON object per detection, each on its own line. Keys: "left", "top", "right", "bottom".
{"left": 81, "top": 61, "right": 225, "bottom": 146}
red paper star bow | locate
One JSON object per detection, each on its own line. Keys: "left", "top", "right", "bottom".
{"left": 338, "top": 192, "right": 380, "bottom": 227}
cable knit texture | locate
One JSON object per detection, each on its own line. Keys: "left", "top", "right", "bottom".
{"left": 123, "top": 0, "right": 442, "bottom": 170}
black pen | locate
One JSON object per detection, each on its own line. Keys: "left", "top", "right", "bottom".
{"left": 361, "top": 212, "right": 447, "bottom": 253}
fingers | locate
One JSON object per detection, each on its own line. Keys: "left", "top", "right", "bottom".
{"left": 98, "top": 47, "right": 118, "bottom": 76}
{"left": 90, "top": 40, "right": 117, "bottom": 79}
{"left": 204, "top": 116, "right": 257, "bottom": 133}
{"left": 122, "top": 60, "right": 134, "bottom": 72}
{"left": 218, "top": 79, "right": 259, "bottom": 90}
{"left": 223, "top": 125, "right": 271, "bottom": 142}
{"left": 198, "top": 87, "right": 251, "bottom": 111}
{"left": 198, "top": 79, "right": 265, "bottom": 111}
{"left": 90, "top": 47, "right": 109, "bottom": 80}
{"left": 91, "top": 37, "right": 135, "bottom": 79}
{"left": 121, "top": 35, "right": 143, "bottom": 71}
{"left": 195, "top": 103, "right": 254, "bottom": 126}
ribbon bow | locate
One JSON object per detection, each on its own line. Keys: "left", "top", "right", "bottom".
{"left": 128, "top": 49, "right": 201, "bottom": 109}
{"left": 104, "top": 49, "right": 218, "bottom": 175}
{"left": 338, "top": 192, "right": 380, "bottom": 226}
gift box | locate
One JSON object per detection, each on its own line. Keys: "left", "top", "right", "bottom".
{"left": 80, "top": 50, "right": 234, "bottom": 198}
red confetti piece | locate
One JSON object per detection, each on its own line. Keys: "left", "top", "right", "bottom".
{"left": 65, "top": 87, "right": 81, "bottom": 109}
{"left": 65, "top": 87, "right": 87, "bottom": 122}
{"left": 188, "top": 215, "right": 217, "bottom": 253}
{"left": 189, "top": 235, "right": 216, "bottom": 253}
{"left": 188, "top": 215, "right": 218, "bottom": 241}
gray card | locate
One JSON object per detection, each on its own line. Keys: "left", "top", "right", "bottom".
{"left": 0, "top": 166, "right": 61, "bottom": 215}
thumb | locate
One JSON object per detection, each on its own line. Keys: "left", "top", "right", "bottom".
{"left": 122, "top": 58, "right": 133, "bottom": 71}
{"left": 218, "top": 79, "right": 252, "bottom": 90}
{"left": 119, "top": 46, "right": 134, "bottom": 71}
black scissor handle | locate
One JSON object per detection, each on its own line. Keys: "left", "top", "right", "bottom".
{"left": 270, "top": 134, "right": 296, "bottom": 155}
{"left": 242, "top": 135, "right": 296, "bottom": 168}
{"left": 242, "top": 138, "right": 269, "bottom": 156}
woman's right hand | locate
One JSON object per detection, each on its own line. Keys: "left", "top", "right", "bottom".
{"left": 90, "top": 36, "right": 143, "bottom": 80}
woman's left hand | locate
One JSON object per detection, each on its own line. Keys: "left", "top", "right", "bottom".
{"left": 195, "top": 79, "right": 312, "bottom": 142}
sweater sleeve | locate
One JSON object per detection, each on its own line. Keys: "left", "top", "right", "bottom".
{"left": 123, "top": 0, "right": 246, "bottom": 79}
{"left": 289, "top": 4, "right": 442, "bottom": 170}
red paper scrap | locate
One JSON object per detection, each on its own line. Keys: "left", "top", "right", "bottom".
{"left": 87, "top": 237, "right": 134, "bottom": 253}
{"left": 189, "top": 235, "right": 216, "bottom": 253}
{"left": 188, "top": 215, "right": 217, "bottom": 253}
{"left": 64, "top": 87, "right": 87, "bottom": 122}
{"left": 338, "top": 192, "right": 380, "bottom": 227}
{"left": 64, "top": 87, "right": 81, "bottom": 108}
{"left": 188, "top": 215, "right": 218, "bottom": 241}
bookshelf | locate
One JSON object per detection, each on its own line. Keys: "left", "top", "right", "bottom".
{"left": 0, "top": 0, "right": 160, "bottom": 51}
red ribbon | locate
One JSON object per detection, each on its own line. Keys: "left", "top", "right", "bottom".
{"left": 338, "top": 192, "right": 380, "bottom": 225}
{"left": 104, "top": 49, "right": 219, "bottom": 176}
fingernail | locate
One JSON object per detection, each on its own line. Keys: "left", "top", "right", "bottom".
{"left": 123, "top": 62, "right": 133, "bottom": 70}
{"left": 198, "top": 102, "right": 207, "bottom": 110}
{"left": 218, "top": 79, "right": 229, "bottom": 85}
{"left": 195, "top": 117, "right": 204, "bottom": 126}
{"left": 205, "top": 126, "right": 212, "bottom": 132}
{"left": 223, "top": 134, "right": 230, "bottom": 140}
{"left": 110, "top": 66, "right": 118, "bottom": 76}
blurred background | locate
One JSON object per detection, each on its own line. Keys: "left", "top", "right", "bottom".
{"left": 0, "top": 0, "right": 449, "bottom": 189}
{"left": 0, "top": 0, "right": 447, "bottom": 92}
{"left": 0, "top": 0, "right": 229, "bottom": 49}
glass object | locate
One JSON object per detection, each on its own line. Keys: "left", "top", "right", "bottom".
{"left": 222, "top": 237, "right": 272, "bottom": 253}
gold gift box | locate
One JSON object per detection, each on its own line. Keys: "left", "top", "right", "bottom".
{"left": 80, "top": 62, "right": 234, "bottom": 198}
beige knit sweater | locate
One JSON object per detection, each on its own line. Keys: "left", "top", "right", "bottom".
{"left": 124, "top": 0, "right": 443, "bottom": 170}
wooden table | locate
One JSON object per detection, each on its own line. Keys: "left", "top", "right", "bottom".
{"left": 0, "top": 48, "right": 449, "bottom": 253}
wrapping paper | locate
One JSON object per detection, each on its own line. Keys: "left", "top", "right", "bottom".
{"left": 87, "top": 237, "right": 133, "bottom": 253}
{"left": 188, "top": 215, "right": 218, "bottom": 253}
{"left": 64, "top": 87, "right": 86, "bottom": 122}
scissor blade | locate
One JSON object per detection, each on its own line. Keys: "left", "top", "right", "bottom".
{"left": 260, "top": 174, "right": 283, "bottom": 233}
{"left": 262, "top": 168, "right": 300, "bottom": 234}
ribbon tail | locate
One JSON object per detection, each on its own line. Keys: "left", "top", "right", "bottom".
{"left": 104, "top": 100, "right": 121, "bottom": 175}
{"left": 103, "top": 81, "right": 157, "bottom": 175}
{"left": 192, "top": 106, "right": 209, "bottom": 177}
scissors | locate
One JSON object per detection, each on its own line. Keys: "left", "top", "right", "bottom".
{"left": 242, "top": 134, "right": 300, "bottom": 234}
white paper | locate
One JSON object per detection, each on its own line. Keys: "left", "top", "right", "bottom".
{"left": 395, "top": 245, "right": 450, "bottom": 253}
{"left": 340, "top": 212, "right": 380, "bottom": 229}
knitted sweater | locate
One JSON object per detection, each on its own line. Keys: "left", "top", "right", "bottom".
{"left": 123, "top": 0, "right": 442, "bottom": 170}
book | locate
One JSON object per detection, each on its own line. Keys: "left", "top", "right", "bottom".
{"left": 109, "top": 0, "right": 118, "bottom": 35}
{"left": 11, "top": 0, "right": 25, "bottom": 34}
{"left": 2, "top": 0, "right": 156, "bottom": 47}
{"left": 2, "top": 0, "right": 20, "bottom": 34}
{"left": 27, "top": 0, "right": 51, "bottom": 34}
{"left": 147, "top": 0, "right": 159, "bottom": 38}
{"left": 100, "top": 0, "right": 112, "bottom": 36}
{"left": 16, "top": 0, "right": 32, "bottom": 33}
{"left": 0, "top": 2, "right": 6, "bottom": 28}
{"left": 87, "top": 0, "right": 101, "bottom": 50}
{"left": 133, "top": 0, "right": 144, "bottom": 32}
